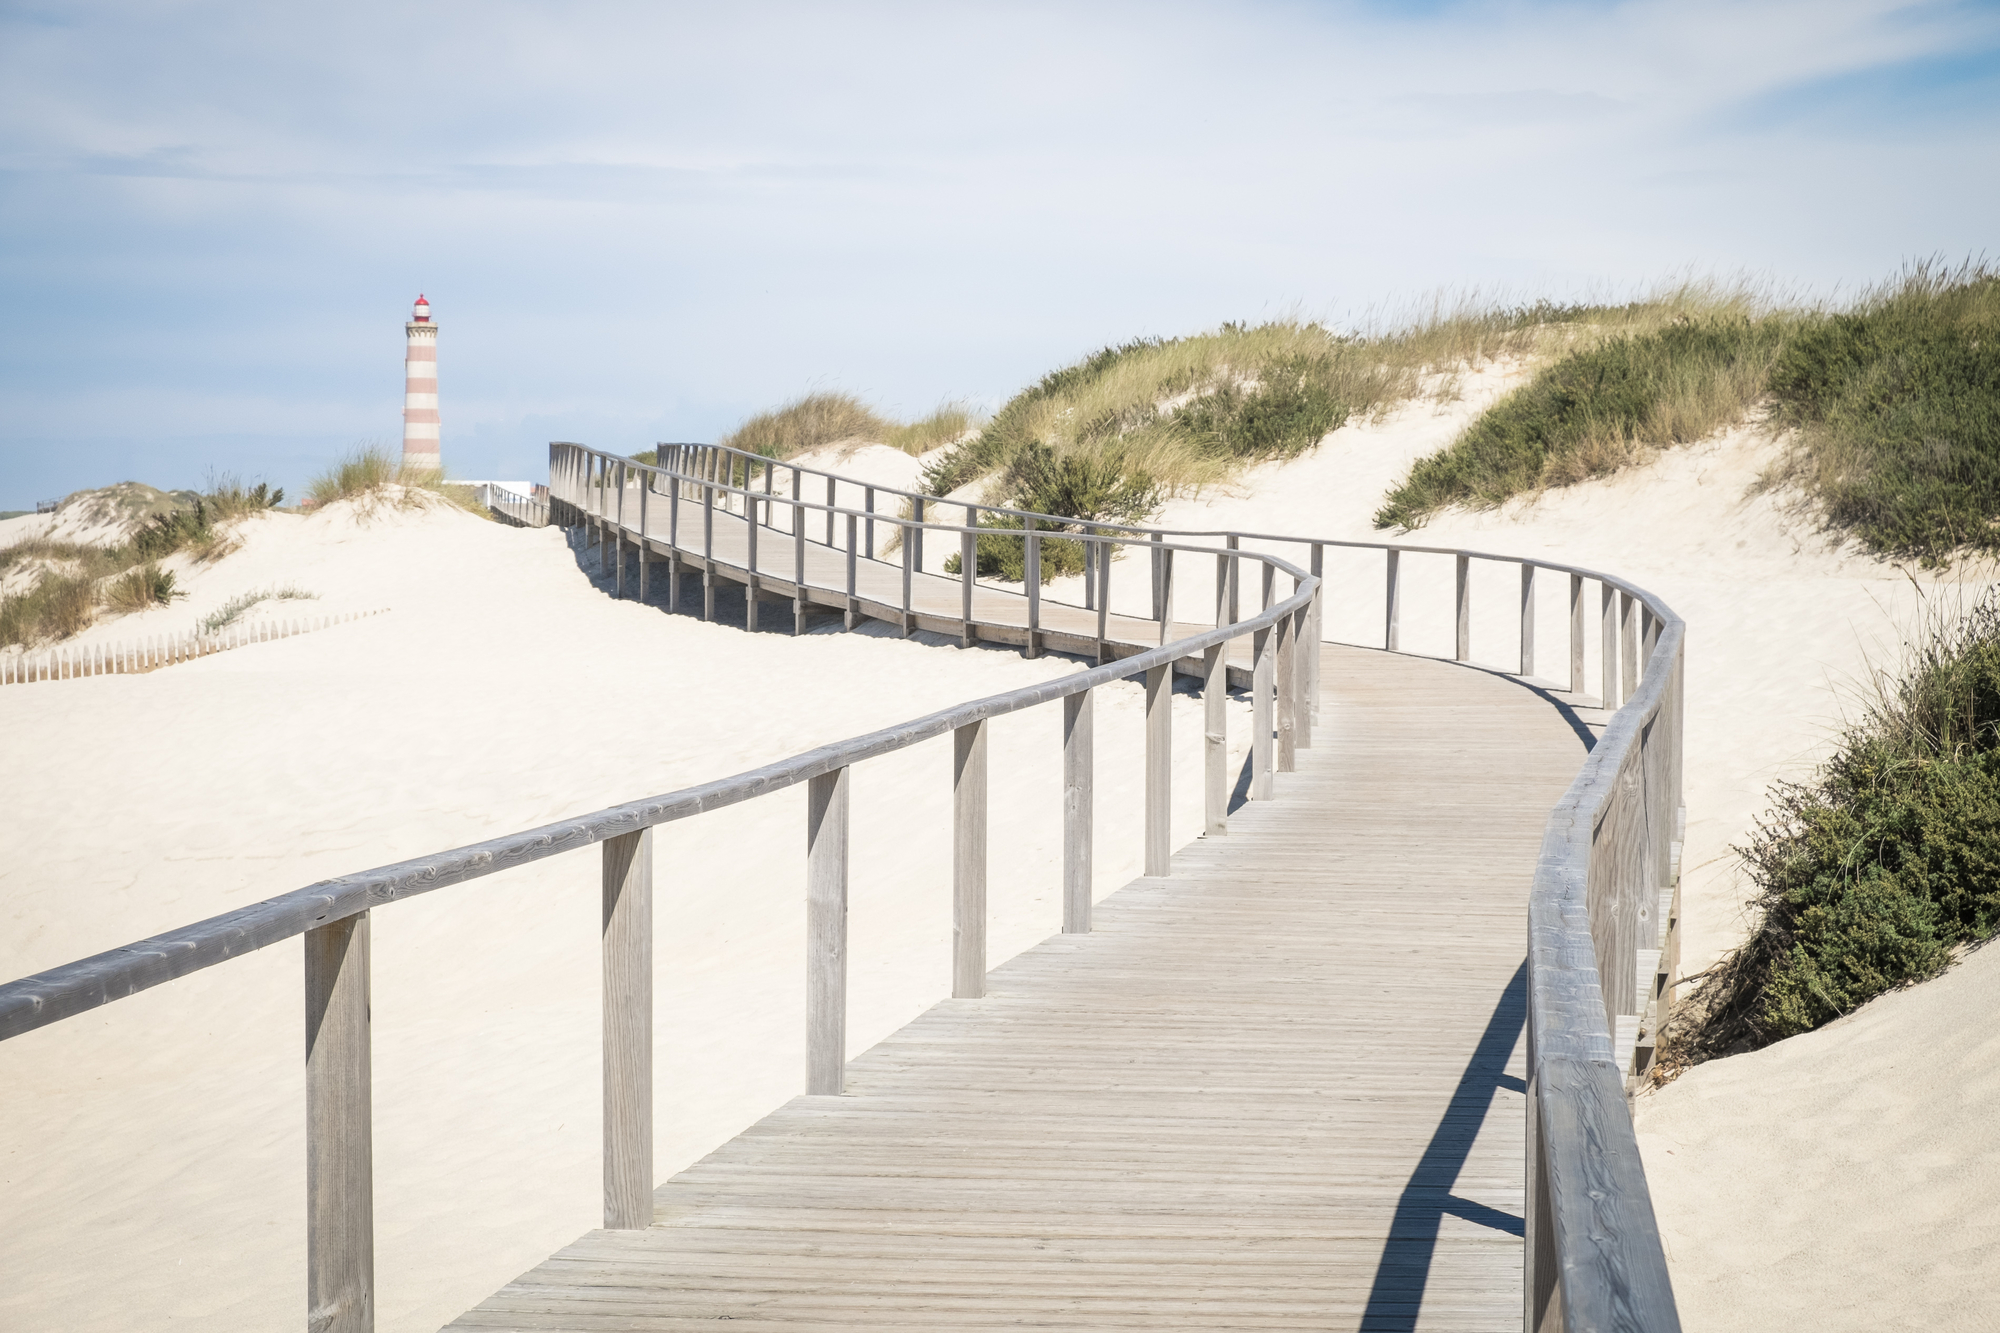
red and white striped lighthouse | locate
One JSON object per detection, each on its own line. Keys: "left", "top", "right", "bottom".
{"left": 401, "top": 294, "right": 441, "bottom": 474}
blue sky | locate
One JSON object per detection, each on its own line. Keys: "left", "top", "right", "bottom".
{"left": 1, "top": 0, "right": 1996, "bottom": 506}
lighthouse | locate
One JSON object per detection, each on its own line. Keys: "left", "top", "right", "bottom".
{"left": 402, "top": 294, "right": 441, "bottom": 474}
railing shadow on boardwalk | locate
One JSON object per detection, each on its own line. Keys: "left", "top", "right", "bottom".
{"left": 1360, "top": 961, "right": 1528, "bottom": 1332}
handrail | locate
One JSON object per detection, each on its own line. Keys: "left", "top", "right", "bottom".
{"left": 2, "top": 434, "right": 1683, "bottom": 1333}
{"left": 560, "top": 438, "right": 1687, "bottom": 1333}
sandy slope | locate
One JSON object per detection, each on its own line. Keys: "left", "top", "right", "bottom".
{"left": 0, "top": 496, "right": 1250, "bottom": 1331}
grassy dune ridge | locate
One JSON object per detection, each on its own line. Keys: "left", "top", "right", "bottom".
{"left": 1380, "top": 263, "right": 2000, "bottom": 564}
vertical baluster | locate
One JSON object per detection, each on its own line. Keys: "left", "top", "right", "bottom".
{"left": 1569, "top": 572, "right": 1585, "bottom": 695}
{"left": 900, "top": 521, "right": 914, "bottom": 637}
{"left": 793, "top": 482, "right": 808, "bottom": 636}
{"left": 953, "top": 720, "right": 988, "bottom": 998}
{"left": 1227, "top": 534, "right": 1241, "bottom": 624}
{"left": 960, "top": 512, "right": 976, "bottom": 649}
{"left": 762, "top": 456, "right": 774, "bottom": 530}
{"left": 1024, "top": 518, "right": 1040, "bottom": 660}
{"left": 1520, "top": 562, "right": 1536, "bottom": 676}
{"left": 1276, "top": 595, "right": 1296, "bottom": 773}
{"left": 1149, "top": 532, "right": 1164, "bottom": 622}
{"left": 746, "top": 494, "right": 761, "bottom": 633}
{"left": 305, "top": 912, "right": 373, "bottom": 1333}
{"left": 602, "top": 828, "right": 652, "bottom": 1229}
{"left": 864, "top": 487, "right": 875, "bottom": 560}
{"left": 1601, "top": 582, "right": 1619, "bottom": 709}
{"left": 1252, "top": 567, "right": 1275, "bottom": 800}
{"left": 702, "top": 484, "right": 715, "bottom": 622}
{"left": 806, "top": 767, "right": 849, "bottom": 1094}
{"left": 638, "top": 480, "right": 650, "bottom": 604}
{"left": 844, "top": 515, "right": 859, "bottom": 630}
{"left": 825, "top": 475, "right": 835, "bottom": 548}
{"left": 1621, "top": 592, "right": 1639, "bottom": 701}
{"left": 1145, "top": 663, "right": 1172, "bottom": 876}
{"left": 1204, "top": 642, "right": 1227, "bottom": 836}
{"left": 1306, "top": 544, "right": 1323, "bottom": 735}
{"left": 614, "top": 462, "right": 627, "bottom": 599}
{"left": 1455, "top": 553, "right": 1471, "bottom": 662}
{"left": 1156, "top": 547, "right": 1175, "bottom": 647}
{"left": 912, "top": 497, "right": 925, "bottom": 573}
{"left": 1063, "top": 690, "right": 1093, "bottom": 933}
{"left": 1385, "top": 549, "right": 1401, "bottom": 651}
{"left": 1084, "top": 540, "right": 1096, "bottom": 612}
{"left": 1094, "top": 534, "right": 1111, "bottom": 665}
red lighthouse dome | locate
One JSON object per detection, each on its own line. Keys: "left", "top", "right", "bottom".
{"left": 412, "top": 294, "right": 431, "bottom": 323}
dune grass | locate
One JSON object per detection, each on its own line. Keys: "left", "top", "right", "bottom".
{"left": 198, "top": 584, "right": 316, "bottom": 634}
{"left": 919, "top": 289, "right": 1761, "bottom": 548}
{"left": 0, "top": 478, "right": 287, "bottom": 647}
{"left": 1762, "top": 262, "right": 2000, "bottom": 564}
{"left": 1669, "top": 590, "right": 2000, "bottom": 1068}
{"left": 1377, "top": 264, "right": 2000, "bottom": 562}
{"left": 715, "top": 392, "right": 986, "bottom": 462}
{"left": 1374, "top": 314, "right": 1793, "bottom": 527}
{"left": 308, "top": 448, "right": 486, "bottom": 516}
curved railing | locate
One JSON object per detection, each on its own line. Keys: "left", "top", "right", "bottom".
{"left": 0, "top": 436, "right": 1682, "bottom": 1333}
{"left": 558, "top": 438, "right": 1686, "bottom": 1333}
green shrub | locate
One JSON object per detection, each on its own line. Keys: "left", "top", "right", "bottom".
{"left": 1676, "top": 591, "right": 2000, "bottom": 1062}
{"left": 1766, "top": 263, "right": 2000, "bottom": 563}
{"left": 104, "top": 563, "right": 180, "bottom": 613}
{"left": 0, "top": 571, "right": 96, "bottom": 646}
{"left": 1376, "top": 316, "right": 1791, "bottom": 528}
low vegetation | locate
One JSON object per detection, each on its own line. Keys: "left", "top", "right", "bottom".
{"left": 198, "top": 584, "right": 316, "bottom": 635}
{"left": 307, "top": 448, "right": 484, "bottom": 515}
{"left": 713, "top": 391, "right": 985, "bottom": 462}
{"left": 1379, "top": 263, "right": 2000, "bottom": 565}
{"left": 0, "top": 477, "right": 285, "bottom": 647}
{"left": 1668, "top": 591, "right": 2000, "bottom": 1068}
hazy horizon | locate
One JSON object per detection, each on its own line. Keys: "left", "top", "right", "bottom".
{"left": 3, "top": 0, "right": 1996, "bottom": 508}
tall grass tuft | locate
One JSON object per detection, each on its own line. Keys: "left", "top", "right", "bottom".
{"left": 308, "top": 447, "right": 487, "bottom": 516}
{"left": 720, "top": 393, "right": 898, "bottom": 459}
{"left": 1668, "top": 589, "right": 2000, "bottom": 1069}
{"left": 1763, "top": 261, "right": 2000, "bottom": 563}
{"left": 1375, "top": 315, "right": 1793, "bottom": 528}
{"left": 199, "top": 584, "right": 316, "bottom": 634}
{"left": 103, "top": 564, "right": 180, "bottom": 613}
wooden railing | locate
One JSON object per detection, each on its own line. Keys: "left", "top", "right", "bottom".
{"left": 0, "top": 436, "right": 1683, "bottom": 1333}
{"left": 557, "top": 438, "right": 1687, "bottom": 1333}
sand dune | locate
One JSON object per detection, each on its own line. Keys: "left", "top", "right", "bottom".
{"left": 6, "top": 382, "right": 1994, "bottom": 1329}
{"left": 0, "top": 495, "right": 1249, "bottom": 1331}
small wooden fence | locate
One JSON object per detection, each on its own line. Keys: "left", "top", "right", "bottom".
{"left": 0, "top": 438, "right": 1684, "bottom": 1333}
{"left": 0, "top": 608, "right": 387, "bottom": 685}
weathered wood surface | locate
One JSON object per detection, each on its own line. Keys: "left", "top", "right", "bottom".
{"left": 448, "top": 644, "right": 1587, "bottom": 1331}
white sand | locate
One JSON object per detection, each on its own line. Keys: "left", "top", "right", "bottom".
{"left": 8, "top": 382, "right": 1996, "bottom": 1328}
{"left": 0, "top": 496, "right": 1250, "bottom": 1330}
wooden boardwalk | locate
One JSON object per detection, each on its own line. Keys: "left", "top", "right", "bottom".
{"left": 449, "top": 636, "right": 1589, "bottom": 1331}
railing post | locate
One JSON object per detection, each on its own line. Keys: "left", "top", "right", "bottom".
{"left": 306, "top": 912, "right": 373, "bottom": 1333}
{"left": 1063, "top": 690, "right": 1093, "bottom": 933}
{"left": 1520, "top": 562, "right": 1535, "bottom": 676}
{"left": 1620, "top": 590, "right": 1638, "bottom": 703}
{"left": 601, "top": 828, "right": 652, "bottom": 1230}
{"left": 614, "top": 462, "right": 627, "bottom": 599}
{"left": 864, "top": 486, "right": 875, "bottom": 559}
{"left": 1024, "top": 518, "right": 1041, "bottom": 659}
{"left": 1145, "top": 663, "right": 1172, "bottom": 876}
{"left": 1083, "top": 540, "right": 1096, "bottom": 612}
{"left": 1569, "top": 572, "right": 1585, "bottom": 695}
{"left": 1601, "top": 581, "right": 1618, "bottom": 710}
{"left": 702, "top": 484, "right": 715, "bottom": 622}
{"left": 637, "top": 480, "right": 650, "bottom": 604}
{"left": 900, "top": 521, "right": 914, "bottom": 637}
{"left": 1455, "top": 553, "right": 1471, "bottom": 662}
{"left": 1385, "top": 548, "right": 1400, "bottom": 651}
{"left": 1276, "top": 597, "right": 1296, "bottom": 773}
{"left": 960, "top": 516, "right": 976, "bottom": 648}
{"left": 1095, "top": 534, "right": 1111, "bottom": 663}
{"left": 1226, "top": 533, "right": 1241, "bottom": 624}
{"left": 953, "top": 720, "right": 988, "bottom": 998}
{"left": 806, "top": 766, "right": 849, "bottom": 1095}
{"left": 1156, "top": 547, "right": 1175, "bottom": 646}
{"left": 1306, "top": 544, "right": 1323, "bottom": 734}
{"left": 1292, "top": 600, "right": 1313, "bottom": 751}
{"left": 1150, "top": 531, "right": 1164, "bottom": 622}
{"left": 844, "top": 515, "right": 859, "bottom": 630}
{"left": 1252, "top": 622, "right": 1274, "bottom": 801}
{"left": 824, "top": 475, "right": 836, "bottom": 547}
{"left": 1203, "top": 643, "right": 1227, "bottom": 836}
{"left": 793, "top": 485, "right": 807, "bottom": 636}
{"left": 912, "top": 496, "right": 925, "bottom": 573}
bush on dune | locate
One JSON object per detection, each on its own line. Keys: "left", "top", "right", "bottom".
{"left": 307, "top": 447, "right": 486, "bottom": 517}
{"left": 1670, "top": 591, "right": 2000, "bottom": 1067}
